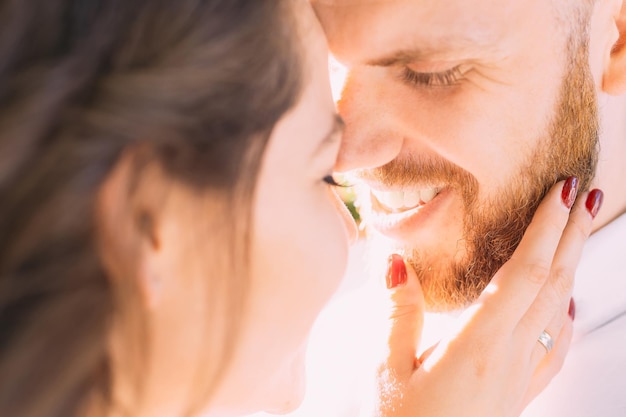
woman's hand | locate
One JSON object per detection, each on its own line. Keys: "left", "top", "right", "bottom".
{"left": 375, "top": 179, "right": 603, "bottom": 417}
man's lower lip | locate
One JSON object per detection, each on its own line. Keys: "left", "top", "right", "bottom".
{"left": 367, "top": 188, "right": 450, "bottom": 238}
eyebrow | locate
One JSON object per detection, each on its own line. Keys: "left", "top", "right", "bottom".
{"left": 366, "top": 37, "right": 497, "bottom": 68}
{"left": 368, "top": 50, "right": 430, "bottom": 67}
{"left": 312, "top": 114, "right": 345, "bottom": 158}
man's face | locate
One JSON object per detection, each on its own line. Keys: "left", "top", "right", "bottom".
{"left": 314, "top": 0, "right": 599, "bottom": 310}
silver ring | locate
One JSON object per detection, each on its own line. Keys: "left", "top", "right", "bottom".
{"left": 537, "top": 330, "right": 554, "bottom": 354}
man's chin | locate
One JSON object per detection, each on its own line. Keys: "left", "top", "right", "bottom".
{"left": 402, "top": 229, "right": 517, "bottom": 312}
{"left": 407, "top": 258, "right": 481, "bottom": 312}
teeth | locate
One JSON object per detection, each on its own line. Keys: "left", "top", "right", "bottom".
{"left": 371, "top": 187, "right": 440, "bottom": 211}
{"left": 403, "top": 190, "right": 421, "bottom": 207}
{"left": 420, "top": 188, "right": 437, "bottom": 204}
{"left": 386, "top": 191, "right": 405, "bottom": 210}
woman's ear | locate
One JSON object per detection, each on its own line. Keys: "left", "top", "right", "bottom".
{"left": 603, "top": 1, "right": 626, "bottom": 95}
{"left": 96, "top": 145, "right": 170, "bottom": 311}
{"left": 135, "top": 209, "right": 165, "bottom": 310}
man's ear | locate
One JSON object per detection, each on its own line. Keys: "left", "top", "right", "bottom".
{"left": 603, "top": 1, "right": 626, "bottom": 95}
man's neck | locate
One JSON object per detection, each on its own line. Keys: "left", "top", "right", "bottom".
{"left": 590, "top": 93, "right": 626, "bottom": 232}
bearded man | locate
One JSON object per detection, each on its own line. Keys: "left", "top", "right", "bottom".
{"left": 311, "top": 0, "right": 626, "bottom": 415}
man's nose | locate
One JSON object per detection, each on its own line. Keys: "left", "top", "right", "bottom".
{"left": 334, "top": 69, "right": 404, "bottom": 172}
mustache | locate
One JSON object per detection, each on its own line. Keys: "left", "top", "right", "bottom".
{"left": 353, "top": 155, "right": 479, "bottom": 204}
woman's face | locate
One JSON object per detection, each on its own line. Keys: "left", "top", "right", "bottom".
{"left": 100, "top": 4, "right": 355, "bottom": 416}
{"left": 208, "top": 5, "right": 356, "bottom": 415}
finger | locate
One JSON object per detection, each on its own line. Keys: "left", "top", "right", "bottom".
{"left": 522, "top": 317, "right": 573, "bottom": 408}
{"left": 518, "top": 190, "right": 600, "bottom": 339}
{"left": 384, "top": 254, "right": 426, "bottom": 377}
{"left": 478, "top": 178, "right": 577, "bottom": 324}
{"left": 416, "top": 342, "right": 439, "bottom": 366}
{"left": 528, "top": 301, "right": 568, "bottom": 368}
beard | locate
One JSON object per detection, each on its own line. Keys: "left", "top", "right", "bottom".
{"left": 360, "top": 32, "right": 599, "bottom": 311}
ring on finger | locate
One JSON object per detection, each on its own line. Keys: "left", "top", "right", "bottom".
{"left": 537, "top": 330, "right": 554, "bottom": 354}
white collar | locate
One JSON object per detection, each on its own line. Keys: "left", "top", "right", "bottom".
{"left": 572, "top": 212, "right": 626, "bottom": 341}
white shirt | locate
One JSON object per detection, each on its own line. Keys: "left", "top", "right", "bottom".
{"left": 521, "top": 212, "right": 626, "bottom": 416}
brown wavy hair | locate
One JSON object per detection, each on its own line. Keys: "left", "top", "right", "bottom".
{"left": 0, "top": 1, "right": 302, "bottom": 416}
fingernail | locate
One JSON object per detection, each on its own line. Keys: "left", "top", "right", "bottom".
{"left": 585, "top": 189, "right": 604, "bottom": 219}
{"left": 561, "top": 176, "right": 578, "bottom": 209}
{"left": 386, "top": 254, "right": 407, "bottom": 289}
{"left": 568, "top": 298, "right": 576, "bottom": 320}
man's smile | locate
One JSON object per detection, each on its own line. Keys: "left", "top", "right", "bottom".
{"left": 366, "top": 185, "right": 453, "bottom": 240}
{"left": 370, "top": 186, "right": 442, "bottom": 212}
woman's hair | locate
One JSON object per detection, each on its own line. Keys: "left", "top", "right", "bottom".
{"left": 0, "top": 1, "right": 303, "bottom": 416}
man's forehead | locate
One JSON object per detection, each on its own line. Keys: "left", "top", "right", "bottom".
{"left": 313, "top": 0, "right": 549, "bottom": 64}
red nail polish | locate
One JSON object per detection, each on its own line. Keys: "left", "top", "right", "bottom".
{"left": 585, "top": 189, "right": 604, "bottom": 219}
{"left": 386, "top": 254, "right": 408, "bottom": 289}
{"left": 568, "top": 298, "right": 576, "bottom": 320}
{"left": 561, "top": 177, "right": 578, "bottom": 209}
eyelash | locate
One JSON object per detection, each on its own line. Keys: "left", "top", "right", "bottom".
{"left": 401, "top": 66, "right": 464, "bottom": 88}
{"left": 323, "top": 175, "right": 345, "bottom": 188}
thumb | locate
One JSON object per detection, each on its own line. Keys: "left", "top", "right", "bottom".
{"left": 384, "top": 254, "right": 426, "bottom": 377}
